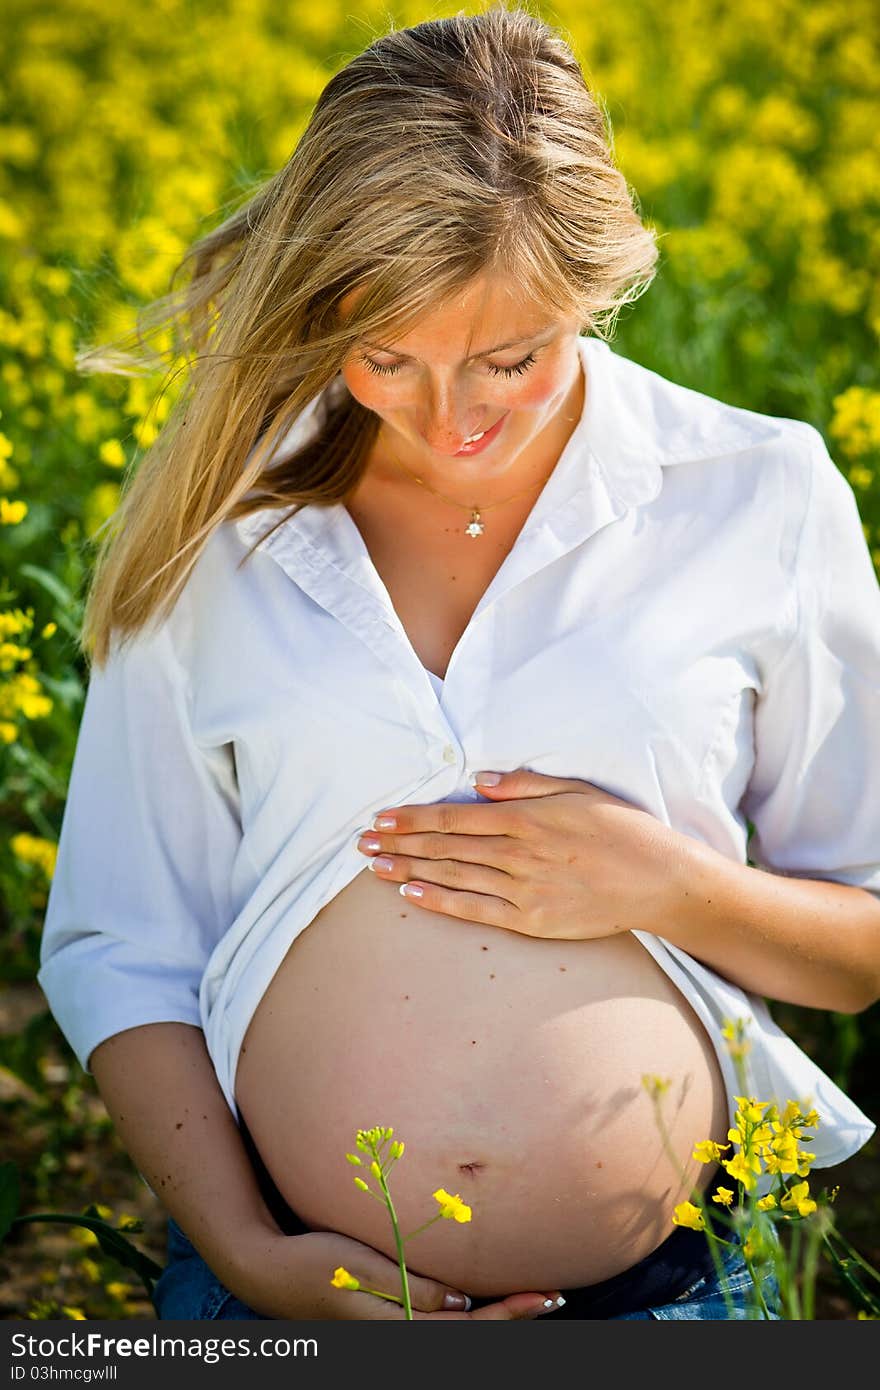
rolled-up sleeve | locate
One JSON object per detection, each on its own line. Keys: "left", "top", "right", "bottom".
{"left": 37, "top": 618, "right": 243, "bottom": 1073}
{"left": 742, "top": 427, "right": 880, "bottom": 899}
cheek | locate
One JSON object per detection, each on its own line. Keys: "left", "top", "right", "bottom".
{"left": 340, "top": 365, "right": 392, "bottom": 412}
{"left": 505, "top": 367, "right": 566, "bottom": 411}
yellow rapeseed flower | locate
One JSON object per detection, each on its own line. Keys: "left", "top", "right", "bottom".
{"left": 0, "top": 609, "right": 32, "bottom": 638}
{"left": 330, "top": 1267, "right": 360, "bottom": 1291}
{"left": 693, "top": 1139, "right": 731, "bottom": 1164}
{"left": 780, "top": 1182, "right": 817, "bottom": 1217}
{"left": 723, "top": 1150, "right": 760, "bottom": 1191}
{"left": 10, "top": 833, "right": 58, "bottom": 880}
{"left": 2, "top": 672, "right": 52, "bottom": 720}
{"left": 672, "top": 1201, "right": 706, "bottom": 1231}
{"left": 734, "top": 1096, "right": 772, "bottom": 1125}
{"left": 765, "top": 1129, "right": 800, "bottom": 1174}
{"left": 756, "top": 1194, "right": 778, "bottom": 1211}
{"left": 711, "top": 1187, "right": 735, "bottom": 1207}
{"left": 99, "top": 438, "right": 126, "bottom": 468}
{"left": 70, "top": 1228, "right": 98, "bottom": 1249}
{"left": 641, "top": 1074, "right": 672, "bottom": 1099}
{"left": 849, "top": 465, "right": 874, "bottom": 491}
{"left": 742, "top": 1227, "right": 771, "bottom": 1261}
{"left": 0, "top": 498, "right": 27, "bottom": 525}
{"left": 721, "top": 1018, "right": 753, "bottom": 1061}
{"left": 432, "top": 1189, "right": 472, "bottom": 1223}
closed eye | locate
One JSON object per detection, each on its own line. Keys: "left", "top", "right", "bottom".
{"left": 360, "top": 352, "right": 537, "bottom": 379}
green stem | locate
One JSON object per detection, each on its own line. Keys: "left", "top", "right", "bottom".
{"left": 820, "top": 1231, "right": 880, "bottom": 1317}
{"left": 401, "top": 1215, "right": 441, "bottom": 1243}
{"left": 741, "top": 1247, "right": 773, "bottom": 1319}
{"left": 786, "top": 1222, "right": 802, "bottom": 1320}
{"left": 359, "top": 1285, "right": 404, "bottom": 1306}
{"left": 801, "top": 1220, "right": 822, "bottom": 1321}
{"left": 375, "top": 1171, "right": 413, "bottom": 1320}
{"left": 825, "top": 1226, "right": 880, "bottom": 1286}
{"left": 647, "top": 1092, "right": 738, "bottom": 1319}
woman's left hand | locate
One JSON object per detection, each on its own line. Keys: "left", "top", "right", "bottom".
{"left": 354, "top": 768, "right": 698, "bottom": 940}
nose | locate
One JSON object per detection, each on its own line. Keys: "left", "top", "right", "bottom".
{"left": 416, "top": 381, "right": 483, "bottom": 454}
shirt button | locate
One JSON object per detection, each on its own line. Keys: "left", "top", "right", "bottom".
{"left": 442, "top": 744, "right": 457, "bottom": 764}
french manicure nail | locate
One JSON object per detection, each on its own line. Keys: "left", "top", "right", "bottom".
{"left": 368, "top": 855, "right": 395, "bottom": 872}
{"left": 469, "top": 770, "right": 501, "bottom": 786}
{"left": 442, "top": 1292, "right": 472, "bottom": 1311}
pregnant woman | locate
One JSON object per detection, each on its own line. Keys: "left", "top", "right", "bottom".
{"left": 38, "top": 7, "right": 879, "bottom": 1321}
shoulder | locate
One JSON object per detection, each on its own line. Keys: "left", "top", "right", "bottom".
{"left": 597, "top": 340, "right": 819, "bottom": 470}
{"left": 596, "top": 345, "right": 832, "bottom": 548}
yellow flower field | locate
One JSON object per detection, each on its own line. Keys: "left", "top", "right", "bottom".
{"left": 1, "top": 0, "right": 877, "bottom": 1319}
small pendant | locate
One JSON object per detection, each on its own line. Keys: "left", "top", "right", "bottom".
{"left": 465, "top": 509, "right": 484, "bottom": 538}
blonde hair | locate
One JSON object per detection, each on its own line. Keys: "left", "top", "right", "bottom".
{"left": 78, "top": 1, "right": 659, "bottom": 668}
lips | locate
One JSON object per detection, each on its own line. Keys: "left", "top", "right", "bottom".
{"left": 453, "top": 413, "right": 508, "bottom": 456}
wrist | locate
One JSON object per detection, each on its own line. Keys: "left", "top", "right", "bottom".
{"left": 209, "top": 1215, "right": 288, "bottom": 1302}
{"left": 661, "top": 829, "right": 724, "bottom": 948}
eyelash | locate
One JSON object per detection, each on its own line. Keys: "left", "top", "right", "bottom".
{"left": 360, "top": 351, "right": 537, "bottom": 379}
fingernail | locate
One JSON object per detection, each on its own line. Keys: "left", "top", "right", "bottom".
{"left": 442, "top": 1292, "right": 472, "bottom": 1311}
{"left": 541, "top": 1295, "right": 566, "bottom": 1310}
{"left": 469, "top": 770, "right": 501, "bottom": 786}
{"left": 400, "top": 883, "right": 424, "bottom": 899}
{"left": 368, "top": 856, "right": 395, "bottom": 872}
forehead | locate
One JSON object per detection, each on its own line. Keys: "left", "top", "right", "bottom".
{"left": 338, "top": 273, "right": 562, "bottom": 353}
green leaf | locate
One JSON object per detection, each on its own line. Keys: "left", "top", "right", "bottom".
{"left": 17, "top": 563, "right": 78, "bottom": 611}
{"left": 11, "top": 1213, "right": 164, "bottom": 1296}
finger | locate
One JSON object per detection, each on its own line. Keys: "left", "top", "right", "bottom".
{"left": 369, "top": 853, "right": 516, "bottom": 900}
{"left": 469, "top": 1292, "right": 567, "bottom": 1321}
{"left": 359, "top": 829, "right": 519, "bottom": 870}
{"left": 396, "top": 879, "right": 515, "bottom": 928}
{"left": 406, "top": 1272, "right": 475, "bottom": 1315}
{"left": 369, "top": 800, "right": 524, "bottom": 837}
{"left": 341, "top": 1285, "right": 470, "bottom": 1321}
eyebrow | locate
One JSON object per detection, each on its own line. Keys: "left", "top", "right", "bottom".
{"left": 360, "top": 326, "right": 557, "bottom": 359}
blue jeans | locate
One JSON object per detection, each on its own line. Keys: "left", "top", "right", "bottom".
{"left": 151, "top": 1215, "right": 783, "bottom": 1321}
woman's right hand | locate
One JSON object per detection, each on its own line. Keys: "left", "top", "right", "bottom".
{"left": 235, "top": 1229, "right": 564, "bottom": 1320}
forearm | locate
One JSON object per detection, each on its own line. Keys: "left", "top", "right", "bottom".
{"left": 89, "top": 1022, "right": 282, "bottom": 1292}
{"left": 662, "top": 838, "right": 880, "bottom": 1014}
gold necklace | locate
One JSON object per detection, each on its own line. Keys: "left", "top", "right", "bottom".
{"left": 383, "top": 445, "right": 551, "bottom": 538}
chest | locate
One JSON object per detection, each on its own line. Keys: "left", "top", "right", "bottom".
{"left": 344, "top": 491, "right": 537, "bottom": 680}
{"left": 200, "top": 466, "right": 787, "bottom": 872}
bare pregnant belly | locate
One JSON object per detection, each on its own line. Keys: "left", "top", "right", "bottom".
{"left": 234, "top": 869, "right": 730, "bottom": 1296}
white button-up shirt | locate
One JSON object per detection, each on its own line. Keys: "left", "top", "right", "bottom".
{"left": 38, "top": 335, "right": 880, "bottom": 1173}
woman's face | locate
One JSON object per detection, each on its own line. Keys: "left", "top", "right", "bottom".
{"left": 339, "top": 273, "right": 584, "bottom": 488}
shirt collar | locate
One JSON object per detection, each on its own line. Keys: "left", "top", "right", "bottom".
{"left": 233, "top": 335, "right": 785, "bottom": 561}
